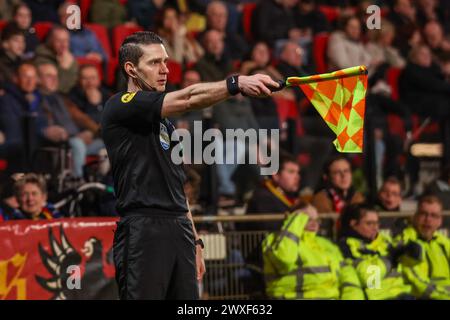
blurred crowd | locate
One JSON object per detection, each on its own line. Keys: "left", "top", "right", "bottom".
{"left": 0, "top": 0, "right": 449, "bottom": 221}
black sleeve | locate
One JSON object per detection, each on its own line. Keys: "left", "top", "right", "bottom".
{"left": 109, "top": 91, "right": 165, "bottom": 125}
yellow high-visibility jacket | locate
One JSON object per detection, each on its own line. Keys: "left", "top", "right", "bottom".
{"left": 339, "top": 233, "right": 414, "bottom": 300}
{"left": 262, "top": 212, "right": 364, "bottom": 300}
{"left": 395, "top": 226, "right": 450, "bottom": 300}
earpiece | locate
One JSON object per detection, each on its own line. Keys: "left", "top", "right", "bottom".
{"left": 129, "top": 67, "right": 157, "bottom": 91}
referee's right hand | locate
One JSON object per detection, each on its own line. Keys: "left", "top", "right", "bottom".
{"left": 238, "top": 74, "right": 282, "bottom": 98}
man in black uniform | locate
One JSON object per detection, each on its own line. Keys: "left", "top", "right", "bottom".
{"left": 101, "top": 31, "right": 280, "bottom": 299}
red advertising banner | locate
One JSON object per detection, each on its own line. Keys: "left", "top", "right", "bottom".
{"left": 0, "top": 218, "right": 119, "bottom": 300}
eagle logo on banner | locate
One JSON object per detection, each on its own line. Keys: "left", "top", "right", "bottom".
{"left": 36, "top": 226, "right": 118, "bottom": 300}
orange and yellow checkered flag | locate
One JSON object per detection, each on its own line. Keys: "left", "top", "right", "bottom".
{"left": 285, "top": 66, "right": 368, "bottom": 153}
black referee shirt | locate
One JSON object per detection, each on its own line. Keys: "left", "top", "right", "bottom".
{"left": 101, "top": 90, "right": 188, "bottom": 217}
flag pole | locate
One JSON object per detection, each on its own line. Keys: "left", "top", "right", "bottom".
{"left": 286, "top": 65, "right": 368, "bottom": 86}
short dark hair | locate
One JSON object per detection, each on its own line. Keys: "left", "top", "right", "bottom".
{"left": 1, "top": 23, "right": 25, "bottom": 42}
{"left": 12, "top": 2, "right": 30, "bottom": 18}
{"left": 45, "top": 25, "right": 68, "bottom": 44}
{"left": 278, "top": 151, "right": 300, "bottom": 173}
{"left": 380, "top": 176, "right": 402, "bottom": 190}
{"left": 417, "top": 194, "right": 443, "bottom": 210}
{"left": 323, "top": 155, "right": 351, "bottom": 177}
{"left": 339, "top": 203, "right": 377, "bottom": 238}
{"left": 118, "top": 31, "right": 163, "bottom": 78}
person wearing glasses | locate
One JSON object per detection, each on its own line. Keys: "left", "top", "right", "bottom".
{"left": 312, "top": 155, "right": 365, "bottom": 214}
{"left": 395, "top": 195, "right": 450, "bottom": 300}
{"left": 338, "top": 203, "right": 422, "bottom": 300}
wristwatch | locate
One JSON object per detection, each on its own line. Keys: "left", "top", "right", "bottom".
{"left": 194, "top": 238, "right": 204, "bottom": 249}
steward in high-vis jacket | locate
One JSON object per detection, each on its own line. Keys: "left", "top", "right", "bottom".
{"left": 395, "top": 195, "right": 450, "bottom": 300}
{"left": 338, "top": 204, "right": 422, "bottom": 300}
{"left": 262, "top": 205, "right": 364, "bottom": 299}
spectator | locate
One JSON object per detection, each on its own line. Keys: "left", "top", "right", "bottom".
{"left": 312, "top": 155, "right": 365, "bottom": 214}
{"left": 58, "top": 2, "right": 108, "bottom": 64}
{"left": 263, "top": 204, "right": 364, "bottom": 299}
{"left": 399, "top": 44, "right": 450, "bottom": 118}
{"left": 276, "top": 40, "right": 309, "bottom": 100}
{"left": 157, "top": 7, "right": 204, "bottom": 64}
{"left": 395, "top": 195, "right": 450, "bottom": 299}
{"left": 69, "top": 64, "right": 110, "bottom": 130}
{"left": 174, "top": 69, "right": 204, "bottom": 131}
{"left": 127, "top": 0, "right": 166, "bottom": 30}
{"left": 24, "top": 0, "right": 64, "bottom": 23}
{"left": 366, "top": 20, "right": 406, "bottom": 69}
{"left": 0, "top": 0, "right": 21, "bottom": 20}
{"left": 365, "top": 20, "right": 413, "bottom": 183}
{"left": 90, "top": 0, "right": 127, "bottom": 29}
{"left": 37, "top": 63, "right": 104, "bottom": 178}
{"left": 327, "top": 16, "right": 375, "bottom": 73}
{"left": 0, "top": 63, "right": 47, "bottom": 171}
{"left": 13, "top": 172, "right": 61, "bottom": 220}
{"left": 0, "top": 174, "right": 20, "bottom": 221}
{"left": 388, "top": 0, "right": 419, "bottom": 57}
{"left": 0, "top": 23, "right": 25, "bottom": 84}
{"left": 11, "top": 2, "right": 39, "bottom": 58}
{"left": 374, "top": 177, "right": 403, "bottom": 211}
{"left": 423, "top": 21, "right": 450, "bottom": 65}
{"left": 34, "top": 26, "right": 79, "bottom": 94}
{"left": 425, "top": 165, "right": 450, "bottom": 210}
{"left": 195, "top": 29, "right": 232, "bottom": 82}
{"left": 416, "top": 0, "right": 446, "bottom": 29}
{"left": 252, "top": 0, "right": 298, "bottom": 46}
{"left": 246, "top": 153, "right": 301, "bottom": 231}
{"left": 240, "top": 42, "right": 283, "bottom": 80}
{"left": 294, "top": 0, "right": 330, "bottom": 35}
{"left": 212, "top": 94, "right": 259, "bottom": 201}
{"left": 247, "top": 68, "right": 281, "bottom": 131}
{"left": 338, "top": 204, "right": 418, "bottom": 300}
{"left": 204, "top": 1, "right": 248, "bottom": 60}
{"left": 184, "top": 167, "right": 202, "bottom": 214}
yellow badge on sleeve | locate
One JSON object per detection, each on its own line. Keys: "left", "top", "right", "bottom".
{"left": 121, "top": 92, "right": 137, "bottom": 103}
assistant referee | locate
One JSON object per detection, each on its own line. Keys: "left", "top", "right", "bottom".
{"left": 101, "top": 31, "right": 280, "bottom": 300}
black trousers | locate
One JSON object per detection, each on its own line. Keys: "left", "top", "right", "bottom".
{"left": 113, "top": 214, "right": 199, "bottom": 300}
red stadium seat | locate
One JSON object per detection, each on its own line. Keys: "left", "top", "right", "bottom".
{"left": 386, "top": 68, "right": 405, "bottom": 137}
{"left": 85, "top": 23, "right": 112, "bottom": 59}
{"left": 313, "top": 32, "right": 329, "bottom": 73}
{"left": 33, "top": 21, "right": 53, "bottom": 42}
{"left": 318, "top": 6, "right": 339, "bottom": 24}
{"left": 386, "top": 67, "right": 402, "bottom": 101}
{"left": 166, "top": 60, "right": 182, "bottom": 85}
{"left": 242, "top": 2, "right": 257, "bottom": 42}
{"left": 0, "top": 159, "right": 7, "bottom": 171}
{"left": 387, "top": 115, "right": 406, "bottom": 138}
{"left": 0, "top": 20, "right": 7, "bottom": 33}
{"left": 80, "top": 0, "right": 93, "bottom": 23}
{"left": 273, "top": 96, "right": 304, "bottom": 136}
{"left": 112, "top": 24, "right": 144, "bottom": 57}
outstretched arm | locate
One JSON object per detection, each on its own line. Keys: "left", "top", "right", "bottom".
{"left": 161, "top": 74, "right": 280, "bottom": 118}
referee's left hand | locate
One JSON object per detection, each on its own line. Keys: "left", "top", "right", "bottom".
{"left": 196, "top": 245, "right": 206, "bottom": 281}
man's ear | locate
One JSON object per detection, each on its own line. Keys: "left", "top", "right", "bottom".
{"left": 124, "top": 61, "right": 137, "bottom": 78}
{"left": 350, "top": 219, "right": 357, "bottom": 228}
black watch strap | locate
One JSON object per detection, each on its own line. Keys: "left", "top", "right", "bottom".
{"left": 226, "top": 75, "right": 240, "bottom": 95}
{"left": 195, "top": 238, "right": 204, "bottom": 249}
